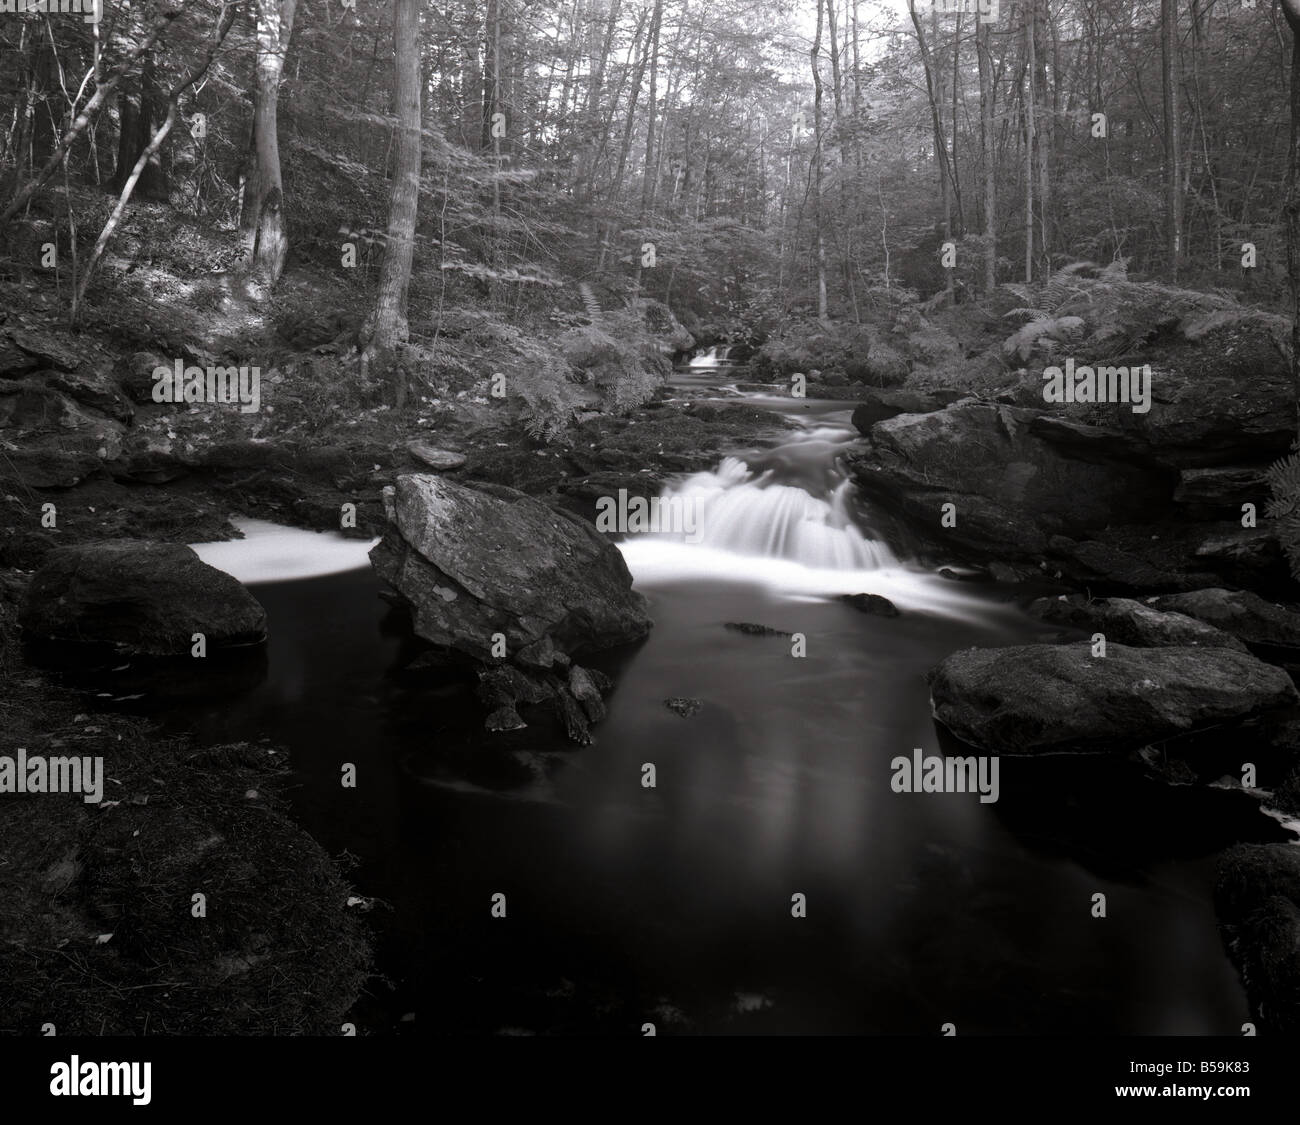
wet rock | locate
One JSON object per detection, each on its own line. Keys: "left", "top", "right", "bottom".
{"left": 20, "top": 540, "right": 267, "bottom": 657}
{"left": 847, "top": 402, "right": 1169, "bottom": 565}
{"left": 1026, "top": 595, "right": 1248, "bottom": 651}
{"left": 568, "top": 665, "right": 608, "bottom": 722}
{"left": 373, "top": 473, "right": 649, "bottom": 742}
{"left": 725, "top": 622, "right": 792, "bottom": 637}
{"left": 928, "top": 643, "right": 1298, "bottom": 755}
{"left": 1149, "top": 588, "right": 1300, "bottom": 650}
{"left": 850, "top": 388, "right": 962, "bottom": 434}
{"left": 838, "top": 593, "right": 901, "bottom": 617}
{"left": 664, "top": 697, "right": 703, "bottom": 718}
{"left": 406, "top": 441, "right": 466, "bottom": 470}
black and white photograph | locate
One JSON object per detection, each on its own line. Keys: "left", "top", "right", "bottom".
{"left": 0, "top": 0, "right": 1294, "bottom": 1104}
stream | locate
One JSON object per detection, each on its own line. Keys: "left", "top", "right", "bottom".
{"left": 158, "top": 357, "right": 1280, "bottom": 1035}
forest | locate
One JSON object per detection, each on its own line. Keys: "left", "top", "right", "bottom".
{"left": 4, "top": 0, "right": 1300, "bottom": 1056}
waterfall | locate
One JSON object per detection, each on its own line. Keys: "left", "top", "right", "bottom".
{"left": 656, "top": 456, "right": 895, "bottom": 570}
{"left": 688, "top": 344, "right": 732, "bottom": 368}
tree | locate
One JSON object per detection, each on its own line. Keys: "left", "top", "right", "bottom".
{"left": 977, "top": 13, "right": 996, "bottom": 292}
{"left": 1284, "top": 0, "right": 1300, "bottom": 431}
{"left": 359, "top": 0, "right": 423, "bottom": 380}
{"left": 239, "top": 0, "right": 297, "bottom": 282}
{"left": 1161, "top": 0, "right": 1182, "bottom": 279}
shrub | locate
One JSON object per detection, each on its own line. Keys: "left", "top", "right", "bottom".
{"left": 559, "top": 308, "right": 669, "bottom": 414}
{"left": 752, "top": 319, "right": 873, "bottom": 381}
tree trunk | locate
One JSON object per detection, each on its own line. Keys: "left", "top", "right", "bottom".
{"left": 112, "top": 52, "right": 168, "bottom": 200}
{"left": 908, "top": 0, "right": 954, "bottom": 300}
{"left": 978, "top": 17, "right": 996, "bottom": 293}
{"left": 1024, "top": 1, "right": 1035, "bottom": 283}
{"left": 1034, "top": 0, "right": 1050, "bottom": 271}
{"left": 1282, "top": 0, "right": 1300, "bottom": 433}
{"left": 361, "top": 0, "right": 423, "bottom": 380}
{"left": 240, "top": 0, "right": 297, "bottom": 283}
{"left": 812, "top": 0, "right": 828, "bottom": 321}
{"left": 633, "top": 0, "right": 664, "bottom": 292}
{"left": 1161, "top": 0, "right": 1182, "bottom": 279}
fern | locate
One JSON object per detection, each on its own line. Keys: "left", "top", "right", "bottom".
{"left": 577, "top": 282, "right": 603, "bottom": 320}
{"left": 1265, "top": 444, "right": 1300, "bottom": 582}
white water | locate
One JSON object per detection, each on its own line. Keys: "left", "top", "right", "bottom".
{"left": 191, "top": 518, "right": 379, "bottom": 584}
{"left": 616, "top": 454, "right": 997, "bottom": 624}
{"left": 689, "top": 345, "right": 732, "bottom": 368}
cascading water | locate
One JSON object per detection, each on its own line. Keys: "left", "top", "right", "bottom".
{"left": 616, "top": 413, "right": 995, "bottom": 620}
{"left": 688, "top": 344, "right": 732, "bottom": 367}
{"left": 654, "top": 455, "right": 893, "bottom": 569}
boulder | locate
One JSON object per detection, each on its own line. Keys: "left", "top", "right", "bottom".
{"left": 371, "top": 474, "right": 650, "bottom": 742}
{"left": 20, "top": 540, "right": 267, "bottom": 657}
{"left": 1149, "top": 588, "right": 1300, "bottom": 650}
{"left": 847, "top": 402, "right": 1173, "bottom": 565}
{"left": 928, "top": 643, "right": 1297, "bottom": 755}
{"left": 1027, "top": 594, "right": 1248, "bottom": 650}
{"left": 850, "top": 388, "right": 963, "bottom": 434}
{"left": 1084, "top": 318, "right": 1295, "bottom": 466}
{"left": 838, "top": 593, "right": 901, "bottom": 617}
{"left": 406, "top": 441, "right": 466, "bottom": 471}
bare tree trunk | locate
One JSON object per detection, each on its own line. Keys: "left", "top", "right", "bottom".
{"left": 908, "top": 0, "right": 954, "bottom": 301}
{"left": 633, "top": 0, "right": 664, "bottom": 293}
{"left": 1034, "top": 0, "right": 1050, "bottom": 272}
{"left": 597, "top": 7, "right": 650, "bottom": 271}
{"left": 812, "top": 0, "right": 828, "bottom": 321}
{"left": 978, "top": 16, "right": 996, "bottom": 293}
{"left": 240, "top": 0, "right": 297, "bottom": 283}
{"left": 1281, "top": 0, "right": 1300, "bottom": 432}
{"left": 1161, "top": 0, "right": 1182, "bottom": 279}
{"left": 112, "top": 52, "right": 168, "bottom": 200}
{"left": 1024, "top": 1, "right": 1035, "bottom": 283}
{"left": 361, "top": 0, "right": 423, "bottom": 381}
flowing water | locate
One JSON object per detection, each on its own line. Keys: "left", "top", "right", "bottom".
{"left": 154, "top": 359, "right": 1293, "bottom": 1034}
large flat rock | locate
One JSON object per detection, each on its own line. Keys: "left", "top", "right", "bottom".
{"left": 20, "top": 540, "right": 267, "bottom": 656}
{"left": 928, "top": 642, "right": 1297, "bottom": 755}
